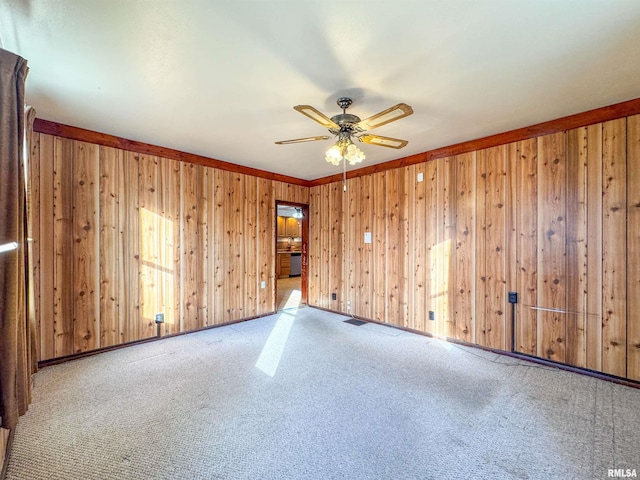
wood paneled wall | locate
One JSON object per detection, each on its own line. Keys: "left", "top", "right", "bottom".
{"left": 30, "top": 133, "right": 308, "bottom": 361}
{"left": 308, "top": 114, "right": 640, "bottom": 382}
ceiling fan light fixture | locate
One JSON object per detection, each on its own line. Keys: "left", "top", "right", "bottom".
{"left": 325, "top": 144, "right": 343, "bottom": 166}
{"left": 325, "top": 138, "right": 365, "bottom": 166}
{"left": 344, "top": 142, "right": 365, "bottom": 165}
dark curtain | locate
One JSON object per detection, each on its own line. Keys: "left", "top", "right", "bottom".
{"left": 0, "top": 48, "right": 33, "bottom": 430}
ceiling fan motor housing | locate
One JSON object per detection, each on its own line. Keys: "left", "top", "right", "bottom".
{"left": 330, "top": 113, "right": 361, "bottom": 127}
{"left": 331, "top": 97, "right": 361, "bottom": 133}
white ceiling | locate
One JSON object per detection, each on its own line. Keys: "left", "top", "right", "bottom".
{"left": 277, "top": 206, "right": 299, "bottom": 218}
{"left": 3, "top": 1, "right": 640, "bottom": 181}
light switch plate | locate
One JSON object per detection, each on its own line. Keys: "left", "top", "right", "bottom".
{"left": 364, "top": 232, "right": 372, "bottom": 244}
{"left": 417, "top": 172, "right": 424, "bottom": 182}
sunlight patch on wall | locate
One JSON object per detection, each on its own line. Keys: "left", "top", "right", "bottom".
{"left": 140, "top": 207, "right": 176, "bottom": 325}
{"left": 430, "top": 239, "right": 451, "bottom": 338}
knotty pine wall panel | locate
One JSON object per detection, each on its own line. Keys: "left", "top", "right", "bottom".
{"left": 410, "top": 164, "right": 427, "bottom": 333}
{"left": 212, "top": 169, "right": 227, "bottom": 324}
{"left": 536, "top": 133, "right": 566, "bottom": 363}
{"left": 244, "top": 175, "right": 258, "bottom": 319}
{"left": 274, "top": 180, "right": 309, "bottom": 204}
{"left": 38, "top": 134, "right": 55, "bottom": 360}
{"left": 307, "top": 186, "right": 320, "bottom": 307}
{"left": 423, "top": 161, "right": 438, "bottom": 337}
{"left": 53, "top": 137, "right": 75, "bottom": 356}
{"left": 33, "top": 134, "right": 305, "bottom": 361}
{"left": 98, "top": 146, "right": 121, "bottom": 347}
{"left": 196, "top": 165, "right": 210, "bottom": 327}
{"left": 308, "top": 113, "right": 640, "bottom": 382}
{"left": 565, "top": 128, "right": 588, "bottom": 369}
{"left": 435, "top": 157, "right": 454, "bottom": 339}
{"left": 514, "top": 139, "right": 538, "bottom": 356}
{"left": 357, "top": 176, "right": 374, "bottom": 319}
{"left": 406, "top": 165, "right": 417, "bottom": 331}
{"left": 585, "top": 124, "right": 603, "bottom": 372}
{"left": 122, "top": 151, "right": 140, "bottom": 344}
{"left": 385, "top": 167, "right": 409, "bottom": 328}
{"left": 505, "top": 144, "right": 518, "bottom": 353}
{"left": 473, "top": 151, "right": 487, "bottom": 346}
{"left": 161, "top": 156, "right": 182, "bottom": 336}
{"left": 180, "top": 161, "right": 198, "bottom": 332}
{"left": 454, "top": 152, "right": 476, "bottom": 344}
{"left": 372, "top": 173, "right": 387, "bottom": 323}
{"left": 223, "top": 171, "right": 245, "bottom": 322}
{"left": 627, "top": 115, "right": 640, "bottom": 381}
{"left": 483, "top": 146, "right": 509, "bottom": 351}
{"left": 257, "top": 178, "right": 275, "bottom": 314}
{"left": 28, "top": 131, "right": 42, "bottom": 358}
{"left": 319, "top": 184, "right": 331, "bottom": 310}
{"left": 138, "top": 154, "right": 161, "bottom": 340}
{"left": 601, "top": 119, "right": 627, "bottom": 377}
{"left": 329, "top": 182, "right": 345, "bottom": 312}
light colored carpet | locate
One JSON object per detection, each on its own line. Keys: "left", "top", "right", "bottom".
{"left": 5, "top": 308, "right": 640, "bottom": 479}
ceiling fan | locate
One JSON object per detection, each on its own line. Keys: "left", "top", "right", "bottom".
{"left": 275, "top": 97, "right": 413, "bottom": 166}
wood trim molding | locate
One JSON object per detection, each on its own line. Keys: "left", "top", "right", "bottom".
{"left": 37, "top": 312, "right": 275, "bottom": 368}
{"left": 35, "top": 96, "right": 640, "bottom": 187}
{"left": 309, "top": 96, "right": 640, "bottom": 186}
{"left": 33, "top": 118, "right": 311, "bottom": 187}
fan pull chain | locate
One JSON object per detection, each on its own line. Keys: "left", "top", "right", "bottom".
{"left": 343, "top": 155, "right": 347, "bottom": 192}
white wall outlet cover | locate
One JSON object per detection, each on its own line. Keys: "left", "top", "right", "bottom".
{"left": 260, "top": 280, "right": 266, "bottom": 289}
{"left": 364, "top": 232, "right": 372, "bottom": 244}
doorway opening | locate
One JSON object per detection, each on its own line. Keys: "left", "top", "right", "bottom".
{"left": 275, "top": 202, "right": 309, "bottom": 311}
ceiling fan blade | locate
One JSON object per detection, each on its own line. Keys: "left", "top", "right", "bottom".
{"left": 355, "top": 103, "right": 413, "bottom": 131}
{"left": 293, "top": 105, "right": 339, "bottom": 129}
{"left": 275, "top": 135, "right": 331, "bottom": 145}
{"left": 358, "top": 134, "right": 408, "bottom": 149}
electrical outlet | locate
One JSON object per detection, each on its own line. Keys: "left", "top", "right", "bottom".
{"left": 155, "top": 313, "right": 164, "bottom": 324}
{"left": 347, "top": 300, "right": 351, "bottom": 310}
{"left": 260, "top": 280, "right": 266, "bottom": 289}
{"left": 332, "top": 293, "right": 337, "bottom": 301}
{"left": 428, "top": 310, "right": 435, "bottom": 321}
{"left": 508, "top": 291, "right": 518, "bottom": 304}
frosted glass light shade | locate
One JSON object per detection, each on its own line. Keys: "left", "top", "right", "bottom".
{"left": 325, "top": 140, "right": 365, "bottom": 166}
{"left": 325, "top": 144, "right": 343, "bottom": 165}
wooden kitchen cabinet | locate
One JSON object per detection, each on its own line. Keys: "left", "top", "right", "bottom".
{"left": 277, "top": 216, "right": 301, "bottom": 238}
{"left": 278, "top": 253, "right": 291, "bottom": 278}
{"left": 285, "top": 217, "right": 301, "bottom": 237}
{"left": 277, "top": 216, "right": 286, "bottom": 237}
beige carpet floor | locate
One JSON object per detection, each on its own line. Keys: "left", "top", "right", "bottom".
{"left": 5, "top": 307, "right": 640, "bottom": 479}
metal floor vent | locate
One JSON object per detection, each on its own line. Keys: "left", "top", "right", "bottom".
{"left": 344, "top": 319, "right": 367, "bottom": 326}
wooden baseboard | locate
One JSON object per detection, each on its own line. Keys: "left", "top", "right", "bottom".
{"left": 38, "top": 311, "right": 277, "bottom": 368}
{"left": 309, "top": 305, "right": 640, "bottom": 389}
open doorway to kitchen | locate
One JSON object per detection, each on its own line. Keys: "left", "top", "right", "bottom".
{"left": 275, "top": 201, "right": 308, "bottom": 311}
